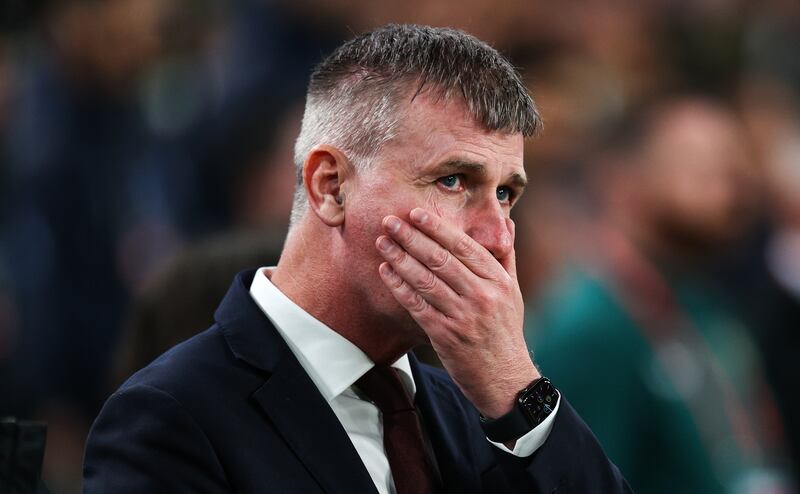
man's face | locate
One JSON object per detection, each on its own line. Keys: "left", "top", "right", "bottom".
{"left": 340, "top": 92, "right": 526, "bottom": 332}
{"left": 641, "top": 105, "right": 755, "bottom": 251}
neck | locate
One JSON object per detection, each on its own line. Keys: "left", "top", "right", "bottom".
{"left": 270, "top": 224, "right": 421, "bottom": 365}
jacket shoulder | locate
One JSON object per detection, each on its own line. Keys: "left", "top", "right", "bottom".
{"left": 118, "top": 323, "right": 264, "bottom": 410}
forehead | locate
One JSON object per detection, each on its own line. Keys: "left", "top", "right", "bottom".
{"left": 385, "top": 92, "right": 525, "bottom": 177}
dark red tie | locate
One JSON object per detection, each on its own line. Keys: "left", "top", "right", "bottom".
{"left": 356, "top": 365, "right": 438, "bottom": 494}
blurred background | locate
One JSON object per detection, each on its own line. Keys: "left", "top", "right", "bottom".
{"left": 0, "top": 0, "right": 798, "bottom": 492}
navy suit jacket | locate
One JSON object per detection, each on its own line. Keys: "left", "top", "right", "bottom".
{"left": 83, "top": 270, "right": 631, "bottom": 493}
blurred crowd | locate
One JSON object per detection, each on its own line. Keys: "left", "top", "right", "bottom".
{"left": 0, "top": 0, "right": 798, "bottom": 492}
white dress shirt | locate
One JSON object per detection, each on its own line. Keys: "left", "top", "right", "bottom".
{"left": 250, "top": 267, "right": 559, "bottom": 494}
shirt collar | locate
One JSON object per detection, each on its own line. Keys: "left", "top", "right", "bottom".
{"left": 249, "top": 267, "right": 416, "bottom": 402}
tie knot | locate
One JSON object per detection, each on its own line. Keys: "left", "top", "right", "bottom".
{"left": 356, "top": 365, "right": 415, "bottom": 414}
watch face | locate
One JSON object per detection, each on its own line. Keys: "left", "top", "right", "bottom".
{"left": 520, "top": 379, "right": 558, "bottom": 424}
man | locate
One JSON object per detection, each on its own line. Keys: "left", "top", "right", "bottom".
{"left": 84, "top": 24, "right": 630, "bottom": 493}
{"left": 529, "top": 98, "right": 794, "bottom": 492}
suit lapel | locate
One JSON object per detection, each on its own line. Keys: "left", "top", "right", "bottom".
{"left": 252, "top": 352, "right": 378, "bottom": 494}
{"left": 217, "top": 271, "right": 378, "bottom": 494}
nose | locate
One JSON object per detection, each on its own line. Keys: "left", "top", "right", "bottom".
{"left": 464, "top": 201, "right": 513, "bottom": 260}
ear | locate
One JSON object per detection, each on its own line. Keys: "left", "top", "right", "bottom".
{"left": 303, "top": 145, "right": 351, "bottom": 227}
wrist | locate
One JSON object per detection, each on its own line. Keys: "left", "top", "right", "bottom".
{"left": 480, "top": 376, "right": 559, "bottom": 444}
{"left": 476, "top": 364, "right": 540, "bottom": 419}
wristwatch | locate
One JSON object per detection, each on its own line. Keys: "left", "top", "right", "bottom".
{"left": 479, "top": 377, "right": 559, "bottom": 443}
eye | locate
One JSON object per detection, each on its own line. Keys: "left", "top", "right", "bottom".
{"left": 437, "top": 174, "right": 464, "bottom": 192}
{"left": 497, "top": 186, "right": 512, "bottom": 204}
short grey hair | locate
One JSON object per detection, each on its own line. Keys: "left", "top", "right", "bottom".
{"left": 290, "top": 24, "right": 541, "bottom": 227}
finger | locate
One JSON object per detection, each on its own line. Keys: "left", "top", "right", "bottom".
{"left": 381, "top": 216, "right": 473, "bottom": 295}
{"left": 500, "top": 218, "right": 518, "bottom": 284}
{"left": 406, "top": 208, "right": 501, "bottom": 280}
{"left": 378, "top": 262, "right": 445, "bottom": 332}
{"left": 375, "top": 235, "right": 461, "bottom": 312}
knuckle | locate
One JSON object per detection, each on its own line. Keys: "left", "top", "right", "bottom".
{"left": 494, "top": 276, "right": 512, "bottom": 294}
{"left": 399, "top": 225, "right": 416, "bottom": 247}
{"left": 428, "top": 248, "right": 450, "bottom": 271}
{"left": 391, "top": 274, "right": 405, "bottom": 290}
{"left": 453, "top": 233, "right": 474, "bottom": 257}
{"left": 417, "top": 271, "right": 437, "bottom": 293}
{"left": 410, "top": 293, "right": 428, "bottom": 313}
{"left": 391, "top": 248, "right": 408, "bottom": 265}
{"left": 474, "top": 290, "right": 494, "bottom": 308}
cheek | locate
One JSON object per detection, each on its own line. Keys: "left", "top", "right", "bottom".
{"left": 347, "top": 184, "right": 418, "bottom": 244}
{"left": 351, "top": 180, "right": 468, "bottom": 241}
{"left": 366, "top": 182, "right": 434, "bottom": 222}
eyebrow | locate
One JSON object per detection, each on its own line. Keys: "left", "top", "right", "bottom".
{"left": 431, "top": 159, "right": 528, "bottom": 189}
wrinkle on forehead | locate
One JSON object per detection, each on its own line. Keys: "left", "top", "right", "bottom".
{"left": 393, "top": 95, "right": 524, "bottom": 177}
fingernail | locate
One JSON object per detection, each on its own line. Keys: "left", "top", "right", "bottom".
{"left": 377, "top": 236, "right": 393, "bottom": 251}
{"left": 379, "top": 263, "right": 394, "bottom": 277}
{"left": 410, "top": 209, "right": 428, "bottom": 225}
{"left": 385, "top": 216, "right": 401, "bottom": 233}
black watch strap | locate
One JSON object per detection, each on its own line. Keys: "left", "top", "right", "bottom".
{"left": 479, "top": 377, "right": 559, "bottom": 444}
